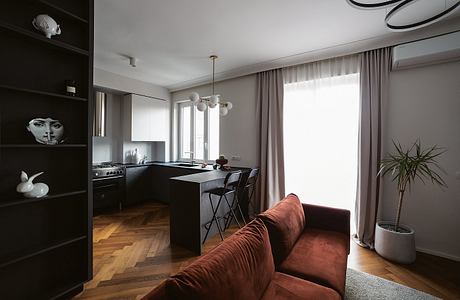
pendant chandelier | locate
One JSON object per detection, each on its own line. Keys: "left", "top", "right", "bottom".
{"left": 189, "top": 55, "right": 233, "bottom": 116}
{"left": 347, "top": 0, "right": 460, "bottom": 31}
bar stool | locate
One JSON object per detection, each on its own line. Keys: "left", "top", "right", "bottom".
{"left": 202, "top": 171, "right": 242, "bottom": 244}
{"left": 224, "top": 168, "right": 259, "bottom": 229}
{"left": 245, "top": 168, "right": 259, "bottom": 219}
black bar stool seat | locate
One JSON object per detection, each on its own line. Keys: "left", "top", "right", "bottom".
{"left": 202, "top": 171, "right": 242, "bottom": 244}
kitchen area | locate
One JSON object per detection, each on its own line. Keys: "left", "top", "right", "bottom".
{"left": 91, "top": 71, "right": 255, "bottom": 254}
{"left": 91, "top": 88, "right": 210, "bottom": 212}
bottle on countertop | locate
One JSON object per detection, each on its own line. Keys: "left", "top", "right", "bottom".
{"left": 134, "top": 148, "right": 141, "bottom": 164}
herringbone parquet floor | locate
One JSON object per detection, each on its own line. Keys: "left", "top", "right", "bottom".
{"left": 75, "top": 202, "right": 460, "bottom": 300}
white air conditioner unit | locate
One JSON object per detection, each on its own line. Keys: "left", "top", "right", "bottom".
{"left": 392, "top": 31, "right": 460, "bottom": 70}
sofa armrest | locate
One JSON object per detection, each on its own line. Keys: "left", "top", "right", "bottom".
{"left": 302, "top": 203, "right": 350, "bottom": 238}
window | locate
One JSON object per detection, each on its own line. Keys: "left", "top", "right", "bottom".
{"left": 178, "top": 102, "right": 220, "bottom": 162}
{"left": 284, "top": 73, "right": 360, "bottom": 233}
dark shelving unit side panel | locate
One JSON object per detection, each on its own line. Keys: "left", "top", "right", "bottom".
{"left": 0, "top": 30, "right": 89, "bottom": 97}
{"left": 0, "top": 238, "right": 87, "bottom": 300}
{"left": 0, "top": 0, "right": 89, "bottom": 50}
{"left": 0, "top": 89, "right": 88, "bottom": 144}
{"left": 85, "top": 0, "right": 94, "bottom": 281}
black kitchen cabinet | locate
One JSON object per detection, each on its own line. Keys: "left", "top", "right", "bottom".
{"left": 125, "top": 166, "right": 153, "bottom": 206}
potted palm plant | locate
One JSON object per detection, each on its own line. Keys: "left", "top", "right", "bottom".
{"left": 375, "top": 140, "right": 446, "bottom": 264}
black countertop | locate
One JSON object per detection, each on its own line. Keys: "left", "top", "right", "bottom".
{"left": 171, "top": 167, "right": 251, "bottom": 184}
{"left": 123, "top": 161, "right": 252, "bottom": 184}
{"left": 123, "top": 161, "right": 214, "bottom": 171}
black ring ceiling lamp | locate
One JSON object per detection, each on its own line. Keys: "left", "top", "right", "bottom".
{"left": 348, "top": 0, "right": 460, "bottom": 31}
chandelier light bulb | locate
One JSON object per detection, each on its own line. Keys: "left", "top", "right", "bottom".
{"left": 208, "top": 102, "right": 218, "bottom": 108}
{"left": 226, "top": 102, "right": 233, "bottom": 110}
{"left": 219, "top": 106, "right": 228, "bottom": 116}
{"left": 189, "top": 92, "right": 200, "bottom": 104}
{"left": 210, "top": 94, "right": 219, "bottom": 105}
{"left": 197, "top": 101, "right": 207, "bottom": 112}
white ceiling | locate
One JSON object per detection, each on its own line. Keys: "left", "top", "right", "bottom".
{"left": 94, "top": 0, "right": 460, "bottom": 91}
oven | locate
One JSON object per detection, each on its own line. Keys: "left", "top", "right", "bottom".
{"left": 92, "top": 163, "right": 126, "bottom": 214}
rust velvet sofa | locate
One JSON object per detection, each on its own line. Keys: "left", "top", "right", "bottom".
{"left": 143, "top": 194, "right": 350, "bottom": 300}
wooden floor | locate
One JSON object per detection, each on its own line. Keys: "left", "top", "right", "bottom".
{"left": 76, "top": 202, "right": 460, "bottom": 300}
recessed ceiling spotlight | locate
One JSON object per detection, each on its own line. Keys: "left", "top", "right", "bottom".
{"left": 129, "top": 56, "right": 137, "bottom": 67}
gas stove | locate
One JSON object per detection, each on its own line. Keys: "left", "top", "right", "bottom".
{"left": 92, "top": 162, "right": 125, "bottom": 180}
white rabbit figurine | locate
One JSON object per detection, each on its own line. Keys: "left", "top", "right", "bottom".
{"left": 16, "top": 171, "right": 50, "bottom": 198}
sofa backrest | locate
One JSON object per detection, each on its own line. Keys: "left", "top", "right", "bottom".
{"left": 146, "top": 218, "right": 274, "bottom": 300}
{"left": 258, "top": 193, "right": 306, "bottom": 265}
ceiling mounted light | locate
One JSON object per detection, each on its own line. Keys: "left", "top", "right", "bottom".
{"left": 188, "top": 55, "right": 233, "bottom": 116}
{"left": 129, "top": 56, "right": 137, "bottom": 67}
{"left": 347, "top": 0, "right": 460, "bottom": 31}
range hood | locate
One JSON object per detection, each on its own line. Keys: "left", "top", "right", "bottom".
{"left": 92, "top": 91, "right": 107, "bottom": 137}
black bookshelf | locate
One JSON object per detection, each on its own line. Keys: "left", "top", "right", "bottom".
{"left": 0, "top": 0, "right": 93, "bottom": 298}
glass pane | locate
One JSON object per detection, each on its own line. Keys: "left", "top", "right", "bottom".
{"left": 194, "top": 107, "right": 205, "bottom": 160}
{"left": 208, "top": 106, "right": 220, "bottom": 161}
{"left": 181, "top": 105, "right": 191, "bottom": 159}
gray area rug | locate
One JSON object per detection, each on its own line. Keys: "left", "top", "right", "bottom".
{"left": 345, "top": 268, "right": 439, "bottom": 300}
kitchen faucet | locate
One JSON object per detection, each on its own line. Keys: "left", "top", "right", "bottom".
{"left": 185, "top": 151, "right": 195, "bottom": 165}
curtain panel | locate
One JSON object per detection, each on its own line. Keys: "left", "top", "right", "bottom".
{"left": 256, "top": 69, "right": 285, "bottom": 212}
{"left": 354, "top": 47, "right": 392, "bottom": 248}
{"left": 283, "top": 54, "right": 360, "bottom": 84}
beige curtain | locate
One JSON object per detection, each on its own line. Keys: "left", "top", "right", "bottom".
{"left": 256, "top": 69, "right": 285, "bottom": 212}
{"left": 354, "top": 47, "right": 392, "bottom": 248}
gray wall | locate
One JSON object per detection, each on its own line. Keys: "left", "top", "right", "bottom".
{"left": 94, "top": 68, "right": 170, "bottom": 100}
{"left": 171, "top": 75, "right": 258, "bottom": 167}
{"left": 382, "top": 60, "right": 460, "bottom": 260}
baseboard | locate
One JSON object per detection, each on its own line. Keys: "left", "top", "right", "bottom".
{"left": 416, "top": 247, "right": 460, "bottom": 262}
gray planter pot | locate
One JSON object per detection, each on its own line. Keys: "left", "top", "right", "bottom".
{"left": 375, "top": 221, "right": 416, "bottom": 264}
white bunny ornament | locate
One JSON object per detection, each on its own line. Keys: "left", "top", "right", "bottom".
{"left": 16, "top": 171, "right": 49, "bottom": 198}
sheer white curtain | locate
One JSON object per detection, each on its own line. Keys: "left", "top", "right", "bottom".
{"left": 283, "top": 55, "right": 360, "bottom": 233}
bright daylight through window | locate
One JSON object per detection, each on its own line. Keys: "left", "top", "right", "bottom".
{"left": 284, "top": 73, "right": 360, "bottom": 233}
{"left": 179, "top": 102, "right": 220, "bottom": 162}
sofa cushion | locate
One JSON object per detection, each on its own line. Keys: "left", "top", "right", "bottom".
{"left": 278, "top": 228, "right": 349, "bottom": 297}
{"left": 164, "top": 218, "right": 274, "bottom": 300}
{"left": 261, "top": 272, "right": 341, "bottom": 300}
{"left": 259, "top": 193, "right": 306, "bottom": 265}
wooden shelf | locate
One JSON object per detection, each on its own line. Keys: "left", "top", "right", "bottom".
{"left": 0, "top": 235, "right": 87, "bottom": 269}
{"left": 0, "top": 21, "right": 89, "bottom": 56}
{"left": 0, "top": 84, "right": 88, "bottom": 101}
{"left": 38, "top": 0, "right": 89, "bottom": 24}
{"left": 0, "top": 144, "right": 87, "bottom": 148}
{"left": 0, "top": 190, "right": 87, "bottom": 209}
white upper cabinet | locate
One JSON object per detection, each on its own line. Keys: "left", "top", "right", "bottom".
{"left": 123, "top": 94, "right": 168, "bottom": 141}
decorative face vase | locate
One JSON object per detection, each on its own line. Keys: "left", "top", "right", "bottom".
{"left": 27, "top": 118, "right": 65, "bottom": 145}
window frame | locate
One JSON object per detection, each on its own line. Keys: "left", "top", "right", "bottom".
{"left": 178, "top": 101, "right": 217, "bottom": 163}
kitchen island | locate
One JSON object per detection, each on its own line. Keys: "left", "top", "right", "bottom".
{"left": 169, "top": 167, "right": 251, "bottom": 254}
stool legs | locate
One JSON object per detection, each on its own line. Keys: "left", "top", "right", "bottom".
{"left": 202, "top": 193, "right": 224, "bottom": 244}
{"left": 224, "top": 194, "right": 247, "bottom": 230}
{"left": 224, "top": 194, "right": 241, "bottom": 229}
